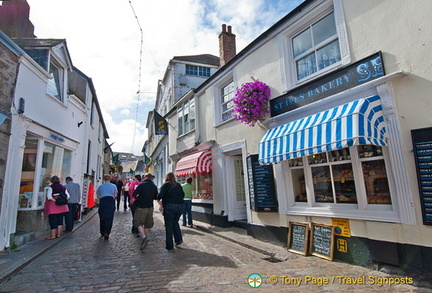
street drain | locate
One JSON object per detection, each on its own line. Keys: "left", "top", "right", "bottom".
{"left": 263, "top": 257, "right": 283, "bottom": 263}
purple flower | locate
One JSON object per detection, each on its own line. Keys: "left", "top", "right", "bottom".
{"left": 232, "top": 81, "right": 271, "bottom": 127}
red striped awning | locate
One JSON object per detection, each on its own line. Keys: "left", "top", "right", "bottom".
{"left": 175, "top": 150, "right": 212, "bottom": 177}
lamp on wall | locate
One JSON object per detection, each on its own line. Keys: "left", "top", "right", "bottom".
{"left": 18, "top": 97, "right": 25, "bottom": 114}
{"left": 78, "top": 121, "right": 83, "bottom": 127}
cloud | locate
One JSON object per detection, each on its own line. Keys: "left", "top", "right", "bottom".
{"left": 26, "top": 0, "right": 303, "bottom": 154}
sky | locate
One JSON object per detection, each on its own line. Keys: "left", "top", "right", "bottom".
{"left": 25, "top": 0, "right": 304, "bottom": 155}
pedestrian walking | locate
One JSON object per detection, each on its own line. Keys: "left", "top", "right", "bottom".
{"left": 64, "top": 176, "right": 81, "bottom": 232}
{"left": 96, "top": 174, "right": 117, "bottom": 240}
{"left": 43, "top": 176, "right": 70, "bottom": 240}
{"left": 132, "top": 173, "right": 158, "bottom": 250}
{"left": 129, "top": 174, "right": 141, "bottom": 235}
{"left": 112, "top": 176, "right": 124, "bottom": 211}
{"left": 122, "top": 179, "right": 130, "bottom": 211}
{"left": 156, "top": 172, "right": 185, "bottom": 251}
{"left": 182, "top": 177, "right": 194, "bottom": 227}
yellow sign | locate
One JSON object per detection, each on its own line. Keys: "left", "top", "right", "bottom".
{"left": 332, "top": 218, "right": 351, "bottom": 237}
{"left": 337, "top": 238, "right": 348, "bottom": 253}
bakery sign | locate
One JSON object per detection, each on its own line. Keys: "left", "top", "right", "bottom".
{"left": 270, "top": 52, "right": 385, "bottom": 117}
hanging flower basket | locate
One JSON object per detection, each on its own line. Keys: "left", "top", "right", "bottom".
{"left": 232, "top": 80, "right": 271, "bottom": 127}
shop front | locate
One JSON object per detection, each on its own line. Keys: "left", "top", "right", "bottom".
{"left": 255, "top": 52, "right": 417, "bottom": 266}
{"left": 16, "top": 131, "right": 75, "bottom": 234}
{"left": 174, "top": 145, "right": 213, "bottom": 224}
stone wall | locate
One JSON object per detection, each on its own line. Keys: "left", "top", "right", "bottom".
{"left": 0, "top": 41, "right": 20, "bottom": 211}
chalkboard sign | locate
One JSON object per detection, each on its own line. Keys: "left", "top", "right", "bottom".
{"left": 412, "top": 127, "right": 432, "bottom": 225}
{"left": 287, "top": 222, "right": 309, "bottom": 255}
{"left": 246, "top": 155, "right": 278, "bottom": 212}
{"left": 310, "top": 223, "right": 335, "bottom": 260}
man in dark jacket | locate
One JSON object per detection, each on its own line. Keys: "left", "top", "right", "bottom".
{"left": 132, "top": 173, "right": 158, "bottom": 250}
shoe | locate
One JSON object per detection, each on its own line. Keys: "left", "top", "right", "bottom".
{"left": 188, "top": 225, "right": 194, "bottom": 228}
{"left": 166, "top": 248, "right": 175, "bottom": 252}
{"left": 175, "top": 240, "right": 183, "bottom": 247}
{"left": 63, "top": 230, "right": 72, "bottom": 233}
{"left": 104, "top": 234, "right": 109, "bottom": 240}
{"left": 45, "top": 236, "right": 56, "bottom": 240}
{"left": 140, "top": 238, "right": 149, "bottom": 250}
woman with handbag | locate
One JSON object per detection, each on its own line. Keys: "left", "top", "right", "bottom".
{"left": 43, "top": 176, "right": 70, "bottom": 240}
{"left": 156, "top": 172, "right": 185, "bottom": 251}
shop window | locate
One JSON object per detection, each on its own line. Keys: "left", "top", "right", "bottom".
{"left": 39, "top": 142, "right": 72, "bottom": 202}
{"left": 359, "top": 146, "right": 391, "bottom": 205}
{"left": 177, "top": 174, "right": 212, "bottom": 201}
{"left": 19, "top": 137, "right": 38, "bottom": 209}
{"left": 195, "top": 173, "right": 213, "bottom": 200}
{"left": 290, "top": 146, "right": 391, "bottom": 207}
{"left": 19, "top": 138, "right": 72, "bottom": 210}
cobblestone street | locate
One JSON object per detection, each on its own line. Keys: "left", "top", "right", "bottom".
{"left": 0, "top": 209, "right": 430, "bottom": 292}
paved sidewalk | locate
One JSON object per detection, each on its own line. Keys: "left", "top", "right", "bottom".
{"left": 0, "top": 209, "right": 99, "bottom": 285}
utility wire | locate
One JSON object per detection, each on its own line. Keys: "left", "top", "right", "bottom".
{"left": 128, "top": 0, "right": 143, "bottom": 154}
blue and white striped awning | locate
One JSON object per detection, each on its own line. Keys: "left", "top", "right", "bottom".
{"left": 259, "top": 95, "right": 387, "bottom": 165}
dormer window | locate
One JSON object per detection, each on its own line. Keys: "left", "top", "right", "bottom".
{"left": 47, "top": 59, "right": 63, "bottom": 102}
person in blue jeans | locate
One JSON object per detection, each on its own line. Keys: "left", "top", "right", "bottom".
{"left": 181, "top": 177, "right": 193, "bottom": 227}
{"left": 157, "top": 172, "right": 185, "bottom": 251}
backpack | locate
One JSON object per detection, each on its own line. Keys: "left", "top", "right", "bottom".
{"left": 55, "top": 190, "right": 68, "bottom": 205}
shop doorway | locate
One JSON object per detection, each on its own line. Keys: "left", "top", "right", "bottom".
{"left": 230, "top": 155, "right": 247, "bottom": 221}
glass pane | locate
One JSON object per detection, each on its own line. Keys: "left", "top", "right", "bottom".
{"left": 362, "top": 160, "right": 391, "bottom": 204}
{"left": 329, "top": 148, "right": 351, "bottom": 162}
{"left": 178, "top": 116, "right": 183, "bottom": 135}
{"left": 312, "top": 12, "right": 337, "bottom": 45}
{"left": 292, "top": 169, "right": 307, "bottom": 202}
{"left": 292, "top": 28, "right": 312, "bottom": 58}
{"left": 20, "top": 138, "right": 38, "bottom": 209}
{"left": 296, "top": 52, "right": 317, "bottom": 80}
{"left": 312, "top": 166, "right": 333, "bottom": 202}
{"left": 47, "top": 63, "right": 61, "bottom": 100}
{"left": 333, "top": 163, "right": 357, "bottom": 203}
{"left": 317, "top": 39, "right": 341, "bottom": 70}
{"left": 358, "top": 145, "right": 384, "bottom": 158}
{"left": 308, "top": 152, "right": 327, "bottom": 165}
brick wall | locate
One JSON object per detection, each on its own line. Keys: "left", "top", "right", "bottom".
{"left": 219, "top": 24, "right": 236, "bottom": 67}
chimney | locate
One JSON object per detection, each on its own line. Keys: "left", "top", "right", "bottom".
{"left": 0, "top": 0, "right": 35, "bottom": 38}
{"left": 218, "top": 24, "right": 236, "bottom": 67}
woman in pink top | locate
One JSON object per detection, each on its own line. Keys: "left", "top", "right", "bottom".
{"left": 44, "top": 176, "right": 70, "bottom": 239}
{"left": 128, "top": 174, "right": 142, "bottom": 234}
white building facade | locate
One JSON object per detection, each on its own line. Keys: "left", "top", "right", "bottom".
{"left": 0, "top": 34, "right": 109, "bottom": 250}
{"left": 191, "top": 0, "right": 432, "bottom": 270}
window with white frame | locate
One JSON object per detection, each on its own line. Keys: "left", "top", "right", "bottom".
{"left": 177, "top": 98, "right": 195, "bottom": 136}
{"left": 292, "top": 11, "right": 341, "bottom": 81}
{"left": 221, "top": 80, "right": 235, "bottom": 122}
{"left": 47, "top": 59, "right": 64, "bottom": 101}
{"left": 186, "top": 65, "right": 211, "bottom": 77}
{"left": 289, "top": 145, "right": 392, "bottom": 209}
{"left": 283, "top": 1, "right": 350, "bottom": 87}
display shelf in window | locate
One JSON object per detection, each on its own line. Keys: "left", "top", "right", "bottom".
{"left": 362, "top": 160, "right": 391, "bottom": 205}
{"left": 329, "top": 148, "right": 351, "bottom": 162}
{"left": 358, "top": 145, "right": 383, "bottom": 158}
{"left": 308, "top": 153, "right": 327, "bottom": 165}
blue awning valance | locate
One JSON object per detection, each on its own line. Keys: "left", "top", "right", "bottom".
{"left": 259, "top": 95, "right": 387, "bottom": 165}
